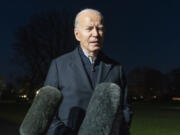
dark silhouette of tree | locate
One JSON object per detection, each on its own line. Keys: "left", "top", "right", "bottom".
{"left": 166, "top": 68, "right": 180, "bottom": 95}
{"left": 128, "top": 67, "right": 168, "bottom": 100}
{"left": 0, "top": 76, "right": 6, "bottom": 99}
{"left": 128, "top": 68, "right": 145, "bottom": 98}
{"left": 143, "top": 68, "right": 168, "bottom": 98}
{"left": 1, "top": 82, "right": 16, "bottom": 100}
{"left": 12, "top": 10, "right": 76, "bottom": 92}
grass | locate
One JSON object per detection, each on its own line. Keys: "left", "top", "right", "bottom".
{"left": 130, "top": 102, "right": 180, "bottom": 135}
{"left": 0, "top": 101, "right": 180, "bottom": 134}
{"left": 0, "top": 101, "right": 30, "bottom": 124}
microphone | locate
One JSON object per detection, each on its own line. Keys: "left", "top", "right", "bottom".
{"left": 19, "top": 86, "right": 62, "bottom": 135}
{"left": 78, "top": 83, "right": 123, "bottom": 135}
{"left": 67, "top": 107, "right": 85, "bottom": 133}
{"left": 54, "top": 107, "right": 86, "bottom": 135}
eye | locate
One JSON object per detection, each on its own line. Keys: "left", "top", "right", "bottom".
{"left": 97, "top": 26, "right": 104, "bottom": 31}
{"left": 86, "top": 27, "right": 93, "bottom": 31}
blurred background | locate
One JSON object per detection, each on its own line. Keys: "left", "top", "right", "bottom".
{"left": 0, "top": 0, "right": 180, "bottom": 135}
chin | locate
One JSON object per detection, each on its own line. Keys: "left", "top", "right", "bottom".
{"left": 91, "top": 47, "right": 101, "bottom": 53}
{"left": 88, "top": 43, "right": 102, "bottom": 52}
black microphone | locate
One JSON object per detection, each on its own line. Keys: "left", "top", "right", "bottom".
{"left": 67, "top": 107, "right": 85, "bottom": 133}
{"left": 54, "top": 107, "right": 86, "bottom": 135}
{"left": 19, "top": 86, "right": 62, "bottom": 135}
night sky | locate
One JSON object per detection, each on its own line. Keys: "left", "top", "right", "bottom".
{"left": 1, "top": 0, "right": 180, "bottom": 81}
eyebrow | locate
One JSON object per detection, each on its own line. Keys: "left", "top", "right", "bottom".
{"left": 85, "top": 25, "right": 104, "bottom": 28}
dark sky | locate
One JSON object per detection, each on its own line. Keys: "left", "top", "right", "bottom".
{"left": 1, "top": 0, "right": 180, "bottom": 81}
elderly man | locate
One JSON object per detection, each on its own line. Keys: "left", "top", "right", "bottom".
{"left": 44, "top": 8, "right": 132, "bottom": 135}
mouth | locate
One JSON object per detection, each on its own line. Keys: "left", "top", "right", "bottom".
{"left": 89, "top": 42, "right": 100, "bottom": 47}
{"left": 89, "top": 41, "right": 99, "bottom": 44}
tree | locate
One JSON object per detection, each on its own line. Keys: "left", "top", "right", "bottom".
{"left": 12, "top": 10, "right": 76, "bottom": 92}
{"left": 166, "top": 68, "right": 180, "bottom": 95}
{"left": 0, "top": 76, "right": 6, "bottom": 99}
{"left": 128, "top": 67, "right": 168, "bottom": 100}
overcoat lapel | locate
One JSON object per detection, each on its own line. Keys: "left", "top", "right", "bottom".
{"left": 69, "top": 48, "right": 113, "bottom": 89}
{"left": 69, "top": 48, "right": 93, "bottom": 90}
{"left": 96, "top": 61, "right": 112, "bottom": 85}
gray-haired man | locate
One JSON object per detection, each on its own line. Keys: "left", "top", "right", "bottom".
{"left": 45, "top": 8, "right": 132, "bottom": 135}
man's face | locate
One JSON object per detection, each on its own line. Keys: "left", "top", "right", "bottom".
{"left": 74, "top": 12, "right": 104, "bottom": 54}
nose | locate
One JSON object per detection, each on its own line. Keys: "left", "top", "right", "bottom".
{"left": 92, "top": 27, "right": 98, "bottom": 37}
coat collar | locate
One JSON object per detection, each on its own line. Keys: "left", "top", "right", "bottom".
{"left": 69, "top": 47, "right": 113, "bottom": 89}
{"left": 69, "top": 48, "right": 93, "bottom": 89}
{"left": 96, "top": 52, "right": 112, "bottom": 85}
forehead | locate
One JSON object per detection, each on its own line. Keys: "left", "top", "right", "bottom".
{"left": 78, "top": 12, "right": 103, "bottom": 26}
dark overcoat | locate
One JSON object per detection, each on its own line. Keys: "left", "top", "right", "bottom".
{"left": 44, "top": 47, "right": 131, "bottom": 134}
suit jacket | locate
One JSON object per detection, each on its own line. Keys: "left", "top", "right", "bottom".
{"left": 44, "top": 47, "right": 131, "bottom": 134}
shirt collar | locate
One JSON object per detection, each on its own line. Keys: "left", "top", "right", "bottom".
{"left": 80, "top": 47, "right": 97, "bottom": 64}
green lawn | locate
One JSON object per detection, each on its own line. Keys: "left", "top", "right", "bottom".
{"left": 130, "top": 102, "right": 180, "bottom": 135}
{"left": 0, "top": 101, "right": 30, "bottom": 124}
{"left": 0, "top": 101, "right": 180, "bottom": 135}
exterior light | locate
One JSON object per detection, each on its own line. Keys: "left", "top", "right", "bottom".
{"left": 133, "top": 97, "right": 137, "bottom": 100}
{"left": 172, "top": 97, "right": 180, "bottom": 101}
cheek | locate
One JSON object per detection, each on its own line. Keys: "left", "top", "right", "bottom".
{"left": 82, "top": 33, "right": 90, "bottom": 42}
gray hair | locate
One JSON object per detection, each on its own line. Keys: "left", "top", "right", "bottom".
{"left": 74, "top": 8, "right": 104, "bottom": 29}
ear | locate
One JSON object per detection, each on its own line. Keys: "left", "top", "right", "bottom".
{"left": 74, "top": 28, "right": 80, "bottom": 41}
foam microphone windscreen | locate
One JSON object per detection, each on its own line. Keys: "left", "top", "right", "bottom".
{"left": 19, "top": 86, "right": 62, "bottom": 135}
{"left": 78, "top": 83, "right": 123, "bottom": 135}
